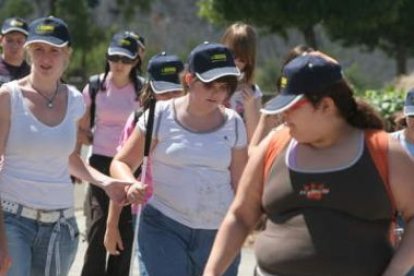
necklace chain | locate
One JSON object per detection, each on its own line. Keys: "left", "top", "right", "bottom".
{"left": 32, "top": 82, "right": 60, "bottom": 109}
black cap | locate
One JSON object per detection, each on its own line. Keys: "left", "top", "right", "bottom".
{"left": 1, "top": 17, "right": 28, "bottom": 36}
{"left": 261, "top": 55, "right": 343, "bottom": 115}
{"left": 107, "top": 31, "right": 140, "bottom": 59}
{"left": 148, "top": 52, "right": 184, "bottom": 94}
{"left": 25, "top": 16, "right": 71, "bottom": 47}
{"left": 188, "top": 41, "right": 239, "bottom": 83}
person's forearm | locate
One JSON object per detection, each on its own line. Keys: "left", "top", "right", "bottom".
{"left": 249, "top": 114, "right": 281, "bottom": 155}
{"left": 383, "top": 218, "right": 414, "bottom": 276}
{"left": 110, "top": 159, "right": 138, "bottom": 183}
{"left": 69, "top": 153, "right": 113, "bottom": 188}
{"left": 107, "top": 200, "right": 123, "bottom": 228}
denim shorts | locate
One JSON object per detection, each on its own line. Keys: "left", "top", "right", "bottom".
{"left": 4, "top": 212, "right": 79, "bottom": 276}
{"left": 137, "top": 204, "right": 240, "bottom": 276}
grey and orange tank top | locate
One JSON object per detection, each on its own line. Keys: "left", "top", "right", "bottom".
{"left": 255, "top": 128, "right": 395, "bottom": 276}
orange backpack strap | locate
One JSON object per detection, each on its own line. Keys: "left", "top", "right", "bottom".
{"left": 365, "top": 130, "right": 396, "bottom": 215}
{"left": 264, "top": 126, "right": 291, "bottom": 181}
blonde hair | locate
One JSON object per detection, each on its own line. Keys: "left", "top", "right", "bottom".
{"left": 221, "top": 22, "right": 257, "bottom": 84}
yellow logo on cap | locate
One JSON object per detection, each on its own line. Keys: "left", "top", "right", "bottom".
{"left": 10, "top": 19, "right": 24, "bottom": 27}
{"left": 36, "top": 24, "right": 54, "bottom": 34}
{"left": 211, "top": 53, "right": 226, "bottom": 62}
{"left": 161, "top": 66, "right": 177, "bottom": 75}
{"left": 280, "top": 77, "right": 288, "bottom": 88}
{"left": 120, "top": 39, "right": 131, "bottom": 46}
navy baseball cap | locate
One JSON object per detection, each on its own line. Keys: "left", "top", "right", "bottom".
{"left": 403, "top": 89, "right": 414, "bottom": 116}
{"left": 262, "top": 55, "right": 343, "bottom": 115}
{"left": 148, "top": 52, "right": 184, "bottom": 94}
{"left": 188, "top": 41, "right": 239, "bottom": 83}
{"left": 25, "top": 16, "right": 70, "bottom": 47}
{"left": 1, "top": 17, "right": 28, "bottom": 36}
{"left": 128, "top": 31, "right": 145, "bottom": 50}
{"left": 108, "top": 31, "right": 140, "bottom": 59}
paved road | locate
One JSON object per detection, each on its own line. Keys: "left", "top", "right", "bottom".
{"left": 69, "top": 185, "right": 256, "bottom": 276}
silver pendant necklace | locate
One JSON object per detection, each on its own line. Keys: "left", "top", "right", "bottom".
{"left": 34, "top": 82, "right": 60, "bottom": 109}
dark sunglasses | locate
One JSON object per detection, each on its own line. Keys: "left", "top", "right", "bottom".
{"left": 107, "top": 55, "right": 135, "bottom": 64}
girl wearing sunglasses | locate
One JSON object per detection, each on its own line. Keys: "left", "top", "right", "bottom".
{"left": 78, "top": 30, "right": 145, "bottom": 276}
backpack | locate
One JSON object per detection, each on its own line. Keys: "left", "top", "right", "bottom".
{"left": 87, "top": 74, "right": 144, "bottom": 128}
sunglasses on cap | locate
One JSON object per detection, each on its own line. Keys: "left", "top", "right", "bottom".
{"left": 107, "top": 55, "right": 135, "bottom": 64}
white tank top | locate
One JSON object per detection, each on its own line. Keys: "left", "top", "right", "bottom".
{"left": 0, "top": 81, "right": 85, "bottom": 209}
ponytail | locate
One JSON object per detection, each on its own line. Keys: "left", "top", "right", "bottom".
{"left": 100, "top": 62, "right": 110, "bottom": 91}
{"left": 348, "top": 99, "right": 384, "bottom": 130}
{"left": 306, "top": 79, "right": 384, "bottom": 130}
{"left": 139, "top": 82, "right": 155, "bottom": 111}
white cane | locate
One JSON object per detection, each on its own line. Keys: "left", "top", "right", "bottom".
{"left": 129, "top": 97, "right": 156, "bottom": 276}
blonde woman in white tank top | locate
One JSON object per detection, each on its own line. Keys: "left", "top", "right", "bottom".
{"left": 0, "top": 16, "right": 136, "bottom": 276}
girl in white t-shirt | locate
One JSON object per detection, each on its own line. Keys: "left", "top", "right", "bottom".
{"left": 104, "top": 52, "right": 185, "bottom": 259}
{"left": 110, "top": 42, "right": 248, "bottom": 276}
{"left": 221, "top": 22, "right": 262, "bottom": 141}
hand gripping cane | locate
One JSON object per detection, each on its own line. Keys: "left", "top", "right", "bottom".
{"left": 129, "top": 97, "right": 156, "bottom": 276}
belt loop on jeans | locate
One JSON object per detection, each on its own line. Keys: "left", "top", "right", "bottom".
{"left": 16, "top": 204, "right": 23, "bottom": 219}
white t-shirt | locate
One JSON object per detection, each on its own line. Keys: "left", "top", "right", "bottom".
{"left": 391, "top": 130, "right": 414, "bottom": 158}
{"left": 137, "top": 100, "right": 247, "bottom": 229}
{"left": 228, "top": 84, "right": 262, "bottom": 119}
{"left": 0, "top": 81, "right": 85, "bottom": 209}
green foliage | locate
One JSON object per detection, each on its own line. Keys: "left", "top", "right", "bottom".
{"left": 198, "top": 0, "right": 225, "bottom": 26}
{"left": 256, "top": 59, "right": 279, "bottom": 95}
{"left": 342, "top": 63, "right": 372, "bottom": 90}
{"left": 0, "top": 0, "right": 33, "bottom": 20}
{"left": 115, "top": 0, "right": 152, "bottom": 22}
{"left": 197, "top": 0, "right": 412, "bottom": 76}
{"left": 324, "top": 0, "right": 413, "bottom": 75}
{"left": 361, "top": 88, "right": 405, "bottom": 130}
{"left": 197, "top": 0, "right": 323, "bottom": 42}
{"left": 0, "top": 0, "right": 155, "bottom": 84}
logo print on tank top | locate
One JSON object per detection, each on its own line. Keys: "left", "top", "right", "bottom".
{"left": 299, "top": 182, "right": 330, "bottom": 201}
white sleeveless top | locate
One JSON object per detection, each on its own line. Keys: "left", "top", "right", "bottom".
{"left": 0, "top": 81, "right": 85, "bottom": 209}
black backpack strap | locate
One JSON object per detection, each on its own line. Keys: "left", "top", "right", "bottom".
{"left": 88, "top": 74, "right": 101, "bottom": 128}
{"left": 133, "top": 108, "right": 144, "bottom": 125}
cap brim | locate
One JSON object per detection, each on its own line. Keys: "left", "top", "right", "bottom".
{"left": 2, "top": 27, "right": 28, "bottom": 36}
{"left": 261, "top": 94, "right": 304, "bottom": 115}
{"left": 24, "top": 36, "right": 68, "bottom": 48}
{"left": 196, "top": 67, "right": 240, "bottom": 83}
{"left": 150, "top": 80, "right": 182, "bottom": 94}
{"left": 107, "top": 48, "right": 137, "bottom": 59}
{"left": 404, "top": 106, "right": 414, "bottom": 116}
{"left": 136, "top": 40, "right": 145, "bottom": 50}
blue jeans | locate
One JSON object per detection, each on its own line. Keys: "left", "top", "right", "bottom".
{"left": 137, "top": 204, "right": 240, "bottom": 276}
{"left": 4, "top": 212, "right": 79, "bottom": 276}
